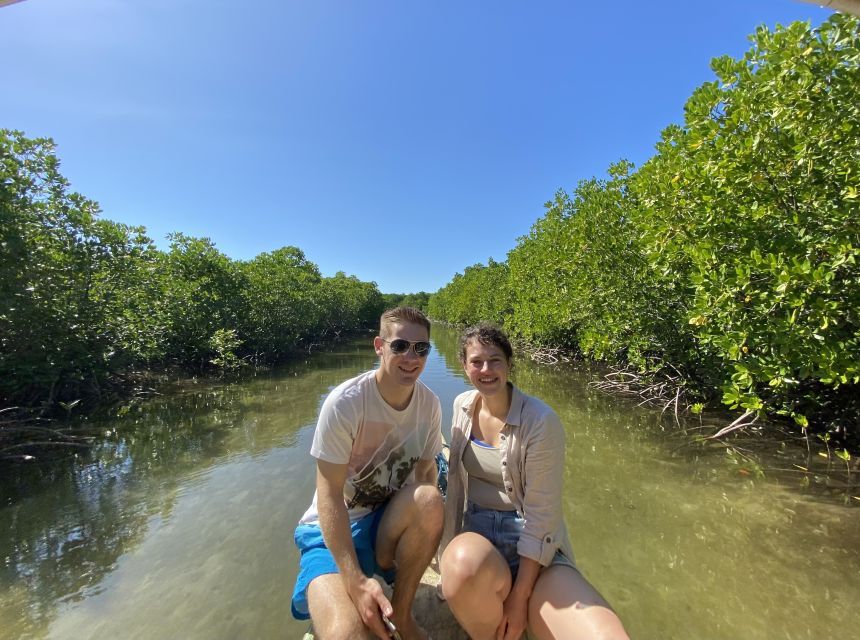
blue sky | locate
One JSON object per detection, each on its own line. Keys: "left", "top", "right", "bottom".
{"left": 1, "top": 1, "right": 829, "bottom": 293}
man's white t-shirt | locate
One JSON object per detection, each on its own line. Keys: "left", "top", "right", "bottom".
{"left": 298, "top": 370, "right": 443, "bottom": 525}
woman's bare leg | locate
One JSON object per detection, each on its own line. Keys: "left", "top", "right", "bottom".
{"left": 440, "top": 532, "right": 511, "bottom": 640}
{"left": 528, "top": 565, "right": 630, "bottom": 640}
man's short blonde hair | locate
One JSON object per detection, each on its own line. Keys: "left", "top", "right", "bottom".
{"left": 379, "top": 306, "right": 430, "bottom": 338}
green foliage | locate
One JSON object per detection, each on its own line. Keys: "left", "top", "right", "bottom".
{"left": 1, "top": 131, "right": 164, "bottom": 404}
{"left": 427, "top": 259, "right": 511, "bottom": 327}
{"left": 209, "top": 328, "right": 243, "bottom": 372}
{"left": 382, "top": 291, "right": 431, "bottom": 312}
{"left": 634, "top": 15, "right": 859, "bottom": 425}
{"left": 505, "top": 164, "right": 692, "bottom": 367}
{"left": 429, "top": 15, "right": 860, "bottom": 438}
{"left": 319, "top": 272, "right": 386, "bottom": 336}
{"left": 239, "top": 246, "right": 324, "bottom": 357}
{"left": 0, "top": 130, "right": 383, "bottom": 410}
{"left": 160, "top": 232, "right": 247, "bottom": 365}
{"left": 503, "top": 197, "right": 579, "bottom": 347}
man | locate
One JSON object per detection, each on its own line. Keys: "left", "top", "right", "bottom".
{"left": 291, "top": 307, "right": 443, "bottom": 640}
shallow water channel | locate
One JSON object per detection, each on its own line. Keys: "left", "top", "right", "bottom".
{"left": 2, "top": 323, "right": 858, "bottom": 639}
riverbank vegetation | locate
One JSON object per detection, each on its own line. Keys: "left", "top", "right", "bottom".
{"left": 381, "top": 291, "right": 431, "bottom": 312}
{"left": 0, "top": 130, "right": 385, "bottom": 422}
{"left": 428, "top": 15, "right": 859, "bottom": 446}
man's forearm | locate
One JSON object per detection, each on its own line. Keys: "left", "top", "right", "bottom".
{"left": 313, "top": 464, "right": 392, "bottom": 637}
{"left": 317, "top": 493, "right": 364, "bottom": 586}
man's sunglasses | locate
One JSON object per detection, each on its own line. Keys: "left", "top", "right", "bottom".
{"left": 381, "top": 338, "right": 432, "bottom": 357}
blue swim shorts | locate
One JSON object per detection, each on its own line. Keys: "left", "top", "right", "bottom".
{"left": 291, "top": 504, "right": 396, "bottom": 620}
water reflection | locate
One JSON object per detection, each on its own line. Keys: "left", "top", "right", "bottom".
{"left": 1, "top": 343, "right": 377, "bottom": 639}
{"left": 0, "top": 325, "right": 857, "bottom": 640}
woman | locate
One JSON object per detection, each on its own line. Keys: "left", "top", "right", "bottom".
{"left": 440, "top": 324, "right": 629, "bottom": 640}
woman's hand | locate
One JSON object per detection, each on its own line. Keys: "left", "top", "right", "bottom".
{"left": 496, "top": 587, "right": 529, "bottom": 640}
{"left": 497, "top": 556, "right": 542, "bottom": 639}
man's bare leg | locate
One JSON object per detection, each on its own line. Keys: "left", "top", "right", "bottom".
{"left": 307, "top": 573, "right": 370, "bottom": 640}
{"left": 375, "top": 483, "right": 444, "bottom": 640}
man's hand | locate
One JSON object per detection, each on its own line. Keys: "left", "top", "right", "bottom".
{"left": 316, "top": 460, "right": 393, "bottom": 638}
{"left": 347, "top": 576, "right": 394, "bottom": 640}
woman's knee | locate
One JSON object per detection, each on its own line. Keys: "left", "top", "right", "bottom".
{"left": 441, "top": 534, "right": 505, "bottom": 598}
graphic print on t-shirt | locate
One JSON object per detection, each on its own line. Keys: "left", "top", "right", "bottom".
{"left": 344, "top": 421, "right": 421, "bottom": 510}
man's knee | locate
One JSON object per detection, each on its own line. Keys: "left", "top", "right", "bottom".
{"left": 311, "top": 615, "right": 368, "bottom": 640}
{"left": 386, "top": 483, "right": 443, "bottom": 530}
{"left": 411, "top": 483, "right": 444, "bottom": 533}
{"left": 307, "top": 576, "right": 368, "bottom": 640}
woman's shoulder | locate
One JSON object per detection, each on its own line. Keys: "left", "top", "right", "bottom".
{"left": 453, "top": 389, "right": 478, "bottom": 407}
{"left": 451, "top": 390, "right": 478, "bottom": 425}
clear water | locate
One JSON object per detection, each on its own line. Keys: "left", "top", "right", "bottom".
{"left": 1, "top": 324, "right": 857, "bottom": 639}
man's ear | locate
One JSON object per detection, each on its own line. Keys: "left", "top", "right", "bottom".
{"left": 373, "top": 336, "right": 384, "bottom": 356}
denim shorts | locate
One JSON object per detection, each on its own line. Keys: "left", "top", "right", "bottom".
{"left": 462, "top": 501, "right": 576, "bottom": 580}
{"left": 291, "top": 504, "right": 396, "bottom": 620}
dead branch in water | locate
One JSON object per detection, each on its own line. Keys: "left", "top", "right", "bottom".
{"left": 533, "top": 353, "right": 773, "bottom": 446}
{"left": 708, "top": 410, "right": 759, "bottom": 440}
{"left": 658, "top": 386, "right": 682, "bottom": 427}
{"left": 1, "top": 406, "right": 94, "bottom": 461}
{"left": 589, "top": 365, "right": 688, "bottom": 411}
{"left": 521, "top": 346, "right": 571, "bottom": 365}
